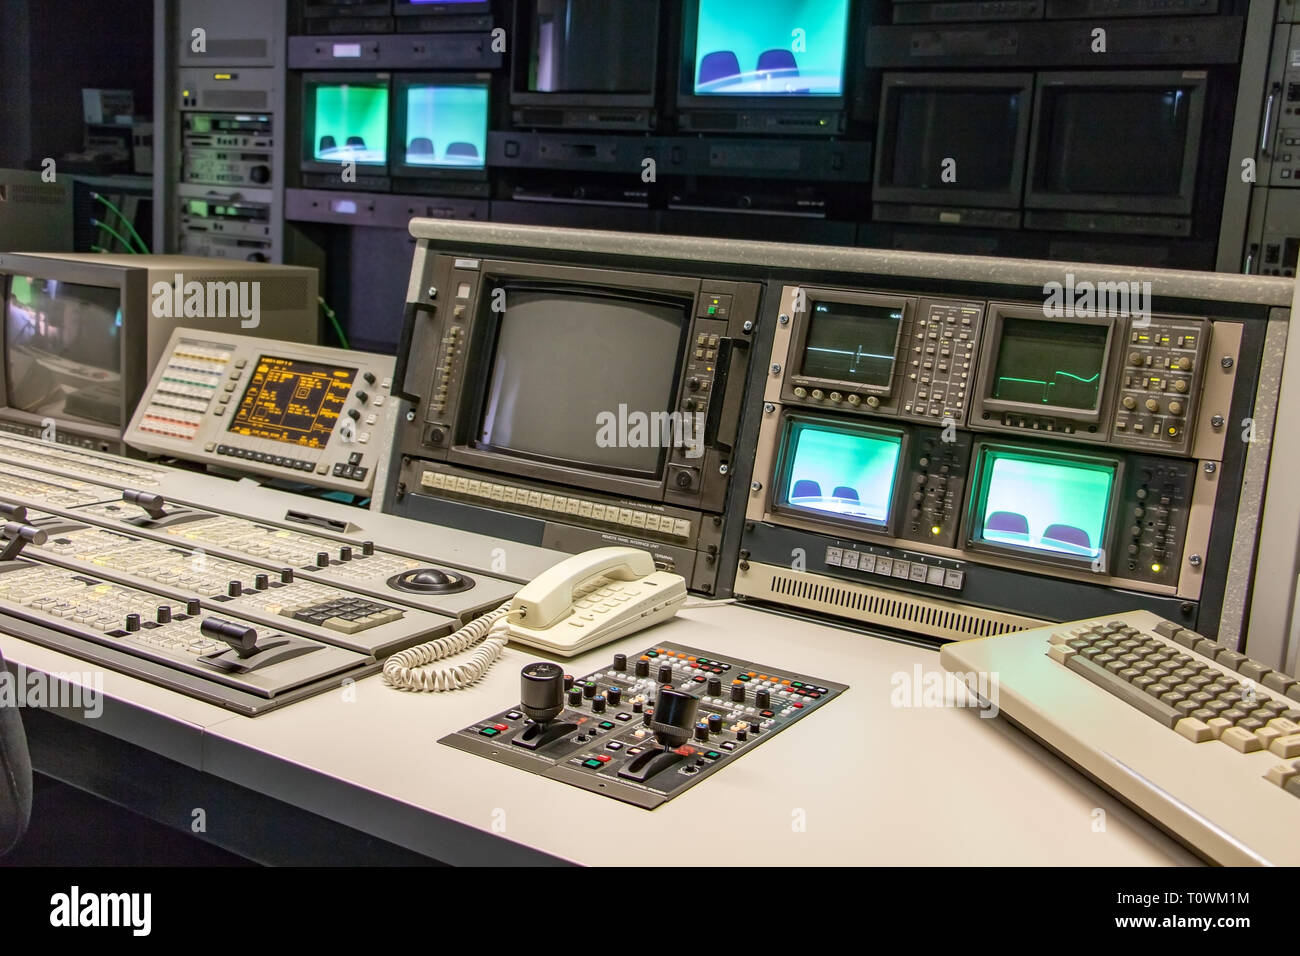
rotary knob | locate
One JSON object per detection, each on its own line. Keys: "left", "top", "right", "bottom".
{"left": 756, "top": 689, "right": 771, "bottom": 709}
{"left": 707, "top": 713, "right": 723, "bottom": 734}
{"left": 607, "top": 687, "right": 622, "bottom": 706}
{"left": 1122, "top": 396, "right": 1137, "bottom": 410}
{"left": 1175, "top": 357, "right": 1192, "bottom": 371}
{"left": 730, "top": 683, "right": 745, "bottom": 702}
{"left": 811, "top": 389, "right": 825, "bottom": 401}
{"left": 829, "top": 392, "right": 843, "bottom": 403}
{"left": 657, "top": 663, "right": 673, "bottom": 684}
{"left": 156, "top": 605, "right": 172, "bottom": 625}
{"left": 793, "top": 387, "right": 808, "bottom": 398}
{"left": 866, "top": 396, "right": 881, "bottom": 408}
{"left": 521, "top": 662, "right": 566, "bottom": 724}
{"left": 1168, "top": 401, "right": 1184, "bottom": 415}
{"left": 582, "top": 682, "right": 597, "bottom": 699}
{"left": 592, "top": 695, "right": 607, "bottom": 714}
{"left": 635, "top": 658, "right": 649, "bottom": 677}
{"left": 1128, "top": 352, "right": 1143, "bottom": 366}
{"left": 567, "top": 688, "right": 583, "bottom": 707}
{"left": 707, "top": 677, "right": 722, "bottom": 696}
{"left": 613, "top": 653, "right": 627, "bottom": 671}
{"left": 1173, "top": 379, "right": 1188, "bottom": 393}
{"left": 694, "top": 722, "right": 709, "bottom": 742}
{"left": 1145, "top": 399, "right": 1160, "bottom": 413}
{"left": 846, "top": 394, "right": 861, "bottom": 407}
{"left": 254, "top": 573, "right": 269, "bottom": 590}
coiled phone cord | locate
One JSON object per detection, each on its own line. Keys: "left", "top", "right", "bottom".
{"left": 382, "top": 602, "right": 518, "bottom": 692}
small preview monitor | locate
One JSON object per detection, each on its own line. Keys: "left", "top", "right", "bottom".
{"left": 684, "top": 0, "right": 850, "bottom": 98}
{"left": 228, "top": 355, "right": 357, "bottom": 450}
{"left": 301, "top": 73, "right": 391, "bottom": 175}
{"left": 969, "top": 445, "right": 1117, "bottom": 564}
{"left": 875, "top": 73, "right": 1033, "bottom": 209}
{"left": 393, "top": 74, "right": 490, "bottom": 180}
{"left": 1026, "top": 71, "right": 1205, "bottom": 216}
{"left": 800, "top": 299, "right": 903, "bottom": 390}
{"left": 775, "top": 417, "right": 904, "bottom": 532}
{"left": 519, "top": 0, "right": 659, "bottom": 101}
{"left": 476, "top": 285, "right": 689, "bottom": 479}
{"left": 4, "top": 274, "right": 124, "bottom": 428}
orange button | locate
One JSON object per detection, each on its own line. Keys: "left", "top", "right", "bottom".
{"left": 676, "top": 653, "right": 687, "bottom": 659}
{"left": 687, "top": 656, "right": 697, "bottom": 662}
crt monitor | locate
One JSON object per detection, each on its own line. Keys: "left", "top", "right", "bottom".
{"left": 472, "top": 284, "right": 689, "bottom": 481}
{"left": 680, "top": 0, "right": 850, "bottom": 102}
{"left": 773, "top": 416, "right": 905, "bottom": 534}
{"left": 301, "top": 73, "right": 391, "bottom": 176}
{"left": 392, "top": 74, "right": 490, "bottom": 180}
{"left": 512, "top": 0, "right": 660, "bottom": 110}
{"left": 1025, "top": 70, "right": 1206, "bottom": 216}
{"left": 967, "top": 443, "right": 1119, "bottom": 567}
{"left": 874, "top": 73, "right": 1034, "bottom": 210}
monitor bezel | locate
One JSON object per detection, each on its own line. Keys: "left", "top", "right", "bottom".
{"left": 971, "top": 302, "right": 1118, "bottom": 427}
{"left": 872, "top": 71, "right": 1035, "bottom": 211}
{"left": 787, "top": 288, "right": 912, "bottom": 400}
{"left": 0, "top": 254, "right": 147, "bottom": 446}
{"left": 448, "top": 259, "right": 700, "bottom": 500}
{"left": 675, "top": 0, "right": 851, "bottom": 117}
{"left": 770, "top": 411, "right": 909, "bottom": 538}
{"left": 390, "top": 72, "right": 493, "bottom": 182}
{"left": 393, "top": 0, "right": 491, "bottom": 17}
{"left": 1024, "top": 70, "right": 1206, "bottom": 217}
{"left": 964, "top": 440, "right": 1123, "bottom": 572}
{"left": 509, "top": 0, "right": 661, "bottom": 111}
{"left": 300, "top": 71, "right": 394, "bottom": 177}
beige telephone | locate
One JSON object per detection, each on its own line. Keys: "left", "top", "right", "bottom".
{"left": 501, "top": 546, "right": 688, "bottom": 656}
{"left": 382, "top": 547, "right": 687, "bottom": 691}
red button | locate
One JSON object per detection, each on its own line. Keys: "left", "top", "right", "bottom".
{"left": 791, "top": 702, "right": 804, "bottom": 709}
{"left": 493, "top": 723, "right": 508, "bottom": 731}
{"left": 595, "top": 754, "right": 612, "bottom": 763}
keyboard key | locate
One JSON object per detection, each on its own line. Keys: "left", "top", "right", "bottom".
{"left": 1264, "top": 760, "right": 1300, "bottom": 787}
{"left": 1239, "top": 660, "right": 1273, "bottom": 683}
{"left": 1220, "top": 727, "right": 1264, "bottom": 753}
{"left": 1270, "top": 733, "right": 1300, "bottom": 759}
{"left": 1215, "top": 649, "right": 1248, "bottom": 670}
{"left": 1175, "top": 717, "right": 1213, "bottom": 742}
{"left": 1064, "top": 654, "right": 1181, "bottom": 729}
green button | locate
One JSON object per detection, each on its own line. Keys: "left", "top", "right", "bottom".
{"left": 479, "top": 728, "right": 499, "bottom": 737}
{"left": 792, "top": 681, "right": 803, "bottom": 688}
{"left": 738, "top": 675, "right": 750, "bottom": 682}
{"left": 599, "top": 721, "right": 614, "bottom": 730}
{"left": 708, "top": 306, "right": 717, "bottom": 315}
{"left": 704, "top": 751, "right": 721, "bottom": 759}
{"left": 582, "top": 759, "right": 602, "bottom": 769}
{"left": 647, "top": 651, "right": 659, "bottom": 657}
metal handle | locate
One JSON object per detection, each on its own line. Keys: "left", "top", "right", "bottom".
{"left": 1261, "top": 83, "right": 1280, "bottom": 157}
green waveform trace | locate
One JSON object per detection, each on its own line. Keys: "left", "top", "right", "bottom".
{"left": 997, "top": 370, "right": 1100, "bottom": 404}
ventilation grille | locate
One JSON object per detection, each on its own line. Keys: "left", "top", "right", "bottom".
{"left": 739, "top": 563, "right": 1042, "bottom": 641}
{"left": 0, "top": 183, "right": 67, "bottom": 206}
{"left": 203, "top": 89, "right": 269, "bottom": 110}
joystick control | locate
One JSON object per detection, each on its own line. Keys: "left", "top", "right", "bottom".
{"left": 513, "top": 662, "right": 580, "bottom": 751}
{"left": 620, "top": 688, "right": 699, "bottom": 782}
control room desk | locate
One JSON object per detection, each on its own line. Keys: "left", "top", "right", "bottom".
{"left": 0, "top": 605, "right": 1197, "bottom": 866}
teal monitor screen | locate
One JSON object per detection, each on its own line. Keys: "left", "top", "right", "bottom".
{"left": 991, "top": 317, "right": 1108, "bottom": 411}
{"left": 692, "top": 0, "right": 849, "bottom": 97}
{"left": 402, "top": 82, "right": 489, "bottom": 169}
{"left": 310, "top": 82, "right": 389, "bottom": 167}
{"left": 778, "top": 419, "right": 902, "bottom": 529}
{"left": 972, "top": 448, "right": 1115, "bottom": 561}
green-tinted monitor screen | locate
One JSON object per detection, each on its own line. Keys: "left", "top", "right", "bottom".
{"left": 801, "top": 300, "right": 902, "bottom": 388}
{"left": 779, "top": 419, "right": 902, "bottom": 529}
{"left": 973, "top": 448, "right": 1114, "bottom": 562}
{"left": 310, "top": 82, "right": 389, "bottom": 167}
{"left": 990, "top": 317, "right": 1108, "bottom": 411}
{"left": 402, "top": 81, "right": 489, "bottom": 169}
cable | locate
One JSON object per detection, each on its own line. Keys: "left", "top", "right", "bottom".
{"left": 90, "top": 193, "right": 150, "bottom": 253}
{"left": 318, "top": 297, "right": 350, "bottom": 349}
{"left": 90, "top": 218, "right": 137, "bottom": 254}
{"left": 90, "top": 244, "right": 107, "bottom": 253}
{"left": 682, "top": 598, "right": 738, "bottom": 608}
{"left": 382, "top": 602, "right": 518, "bottom": 692}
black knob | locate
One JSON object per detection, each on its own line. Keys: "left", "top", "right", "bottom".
{"left": 280, "top": 567, "right": 294, "bottom": 584}
{"left": 156, "top": 605, "right": 171, "bottom": 625}
{"left": 635, "top": 659, "right": 649, "bottom": 677}
{"left": 563, "top": 673, "right": 574, "bottom": 691}
{"left": 363, "top": 372, "right": 376, "bottom": 385}
{"left": 186, "top": 599, "right": 201, "bottom": 616}
{"left": 125, "top": 613, "right": 141, "bottom": 632}
{"left": 347, "top": 409, "right": 361, "bottom": 421}
{"left": 607, "top": 687, "right": 622, "bottom": 706}
{"left": 748, "top": 720, "right": 761, "bottom": 735}
{"left": 707, "top": 677, "right": 722, "bottom": 696}
{"left": 361, "top": 541, "right": 374, "bottom": 556}
{"left": 567, "top": 688, "right": 582, "bottom": 707}
{"left": 250, "top": 164, "right": 270, "bottom": 184}
{"left": 688, "top": 377, "right": 701, "bottom": 391}
{"left": 339, "top": 546, "right": 352, "bottom": 562}
{"left": 735, "top": 728, "right": 748, "bottom": 741}
{"left": 613, "top": 653, "right": 627, "bottom": 671}
{"left": 520, "top": 662, "right": 565, "bottom": 724}
{"left": 694, "top": 722, "right": 709, "bottom": 742}
{"left": 658, "top": 663, "right": 674, "bottom": 684}
{"left": 633, "top": 699, "right": 644, "bottom": 713}
{"left": 649, "top": 688, "right": 699, "bottom": 747}
{"left": 707, "top": 713, "right": 723, "bottom": 734}
{"left": 756, "top": 689, "right": 770, "bottom": 708}
{"left": 356, "top": 391, "right": 370, "bottom": 404}
{"left": 316, "top": 552, "right": 330, "bottom": 568}
{"left": 254, "top": 573, "right": 269, "bottom": 590}
{"left": 592, "top": 695, "right": 606, "bottom": 713}
{"left": 643, "top": 709, "right": 653, "bottom": 726}
{"left": 730, "top": 683, "right": 745, "bottom": 702}
{"left": 582, "top": 682, "right": 597, "bottom": 700}
{"left": 228, "top": 580, "right": 242, "bottom": 598}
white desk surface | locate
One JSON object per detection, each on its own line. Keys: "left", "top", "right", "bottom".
{"left": 1, "top": 603, "right": 1198, "bottom": 866}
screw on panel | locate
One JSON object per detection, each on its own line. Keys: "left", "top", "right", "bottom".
{"left": 1220, "top": 356, "right": 1233, "bottom": 369}
{"left": 751, "top": 481, "right": 762, "bottom": 492}
{"left": 763, "top": 403, "right": 775, "bottom": 414}
{"left": 778, "top": 314, "right": 790, "bottom": 325}
{"left": 1203, "top": 462, "right": 1216, "bottom": 474}
{"left": 771, "top": 364, "right": 782, "bottom": 375}
{"left": 1188, "top": 554, "right": 1203, "bottom": 567}
{"left": 406, "top": 410, "right": 416, "bottom": 422}
{"left": 427, "top": 286, "right": 438, "bottom": 299}
{"left": 1210, "top": 415, "right": 1225, "bottom": 429}
{"left": 742, "top": 320, "right": 754, "bottom": 334}
{"left": 719, "top": 464, "right": 729, "bottom": 475}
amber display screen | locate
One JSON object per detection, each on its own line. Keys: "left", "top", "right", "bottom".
{"left": 228, "top": 355, "right": 356, "bottom": 447}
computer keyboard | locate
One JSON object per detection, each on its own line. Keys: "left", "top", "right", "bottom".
{"left": 940, "top": 610, "right": 1300, "bottom": 865}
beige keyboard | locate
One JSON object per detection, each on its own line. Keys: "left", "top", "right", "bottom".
{"left": 941, "top": 610, "right": 1300, "bottom": 865}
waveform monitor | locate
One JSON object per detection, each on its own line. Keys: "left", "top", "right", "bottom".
{"left": 800, "top": 299, "right": 903, "bottom": 390}
{"left": 229, "top": 356, "right": 357, "bottom": 449}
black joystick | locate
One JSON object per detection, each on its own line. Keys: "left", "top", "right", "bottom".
{"left": 520, "top": 662, "right": 565, "bottom": 724}
{"left": 620, "top": 688, "right": 700, "bottom": 782}
{"left": 513, "top": 662, "right": 580, "bottom": 751}
{"left": 122, "top": 490, "right": 169, "bottom": 520}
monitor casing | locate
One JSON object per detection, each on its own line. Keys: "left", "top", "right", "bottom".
{"left": 0, "top": 253, "right": 319, "bottom": 454}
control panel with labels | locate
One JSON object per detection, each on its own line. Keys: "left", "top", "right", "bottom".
{"left": 124, "top": 328, "right": 396, "bottom": 495}
{"left": 442, "top": 643, "right": 846, "bottom": 809}
{"left": 738, "top": 281, "right": 1241, "bottom": 640}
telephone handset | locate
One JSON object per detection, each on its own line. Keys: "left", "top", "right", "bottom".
{"left": 382, "top": 547, "right": 687, "bottom": 692}
{"left": 501, "top": 546, "right": 688, "bottom": 656}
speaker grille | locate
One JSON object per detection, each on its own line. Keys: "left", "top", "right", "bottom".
{"left": 737, "top": 563, "right": 1042, "bottom": 641}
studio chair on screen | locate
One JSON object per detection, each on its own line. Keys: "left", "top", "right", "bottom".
{"left": 791, "top": 479, "right": 822, "bottom": 499}
{"left": 446, "top": 142, "right": 480, "bottom": 160}
{"left": 698, "top": 51, "right": 741, "bottom": 87}
{"left": 0, "top": 647, "right": 32, "bottom": 857}
{"left": 409, "top": 137, "right": 435, "bottom": 155}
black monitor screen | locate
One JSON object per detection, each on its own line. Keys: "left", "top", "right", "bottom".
{"left": 990, "top": 318, "right": 1108, "bottom": 412}
{"left": 4, "top": 275, "right": 123, "bottom": 427}
{"left": 885, "top": 87, "right": 1024, "bottom": 191}
{"left": 478, "top": 288, "right": 687, "bottom": 478}
{"left": 1036, "top": 87, "right": 1192, "bottom": 196}
{"left": 801, "top": 300, "right": 902, "bottom": 388}
{"left": 526, "top": 0, "right": 658, "bottom": 94}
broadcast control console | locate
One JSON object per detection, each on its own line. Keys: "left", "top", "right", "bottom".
{"left": 125, "top": 328, "right": 396, "bottom": 496}
{"left": 443, "top": 642, "right": 846, "bottom": 808}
